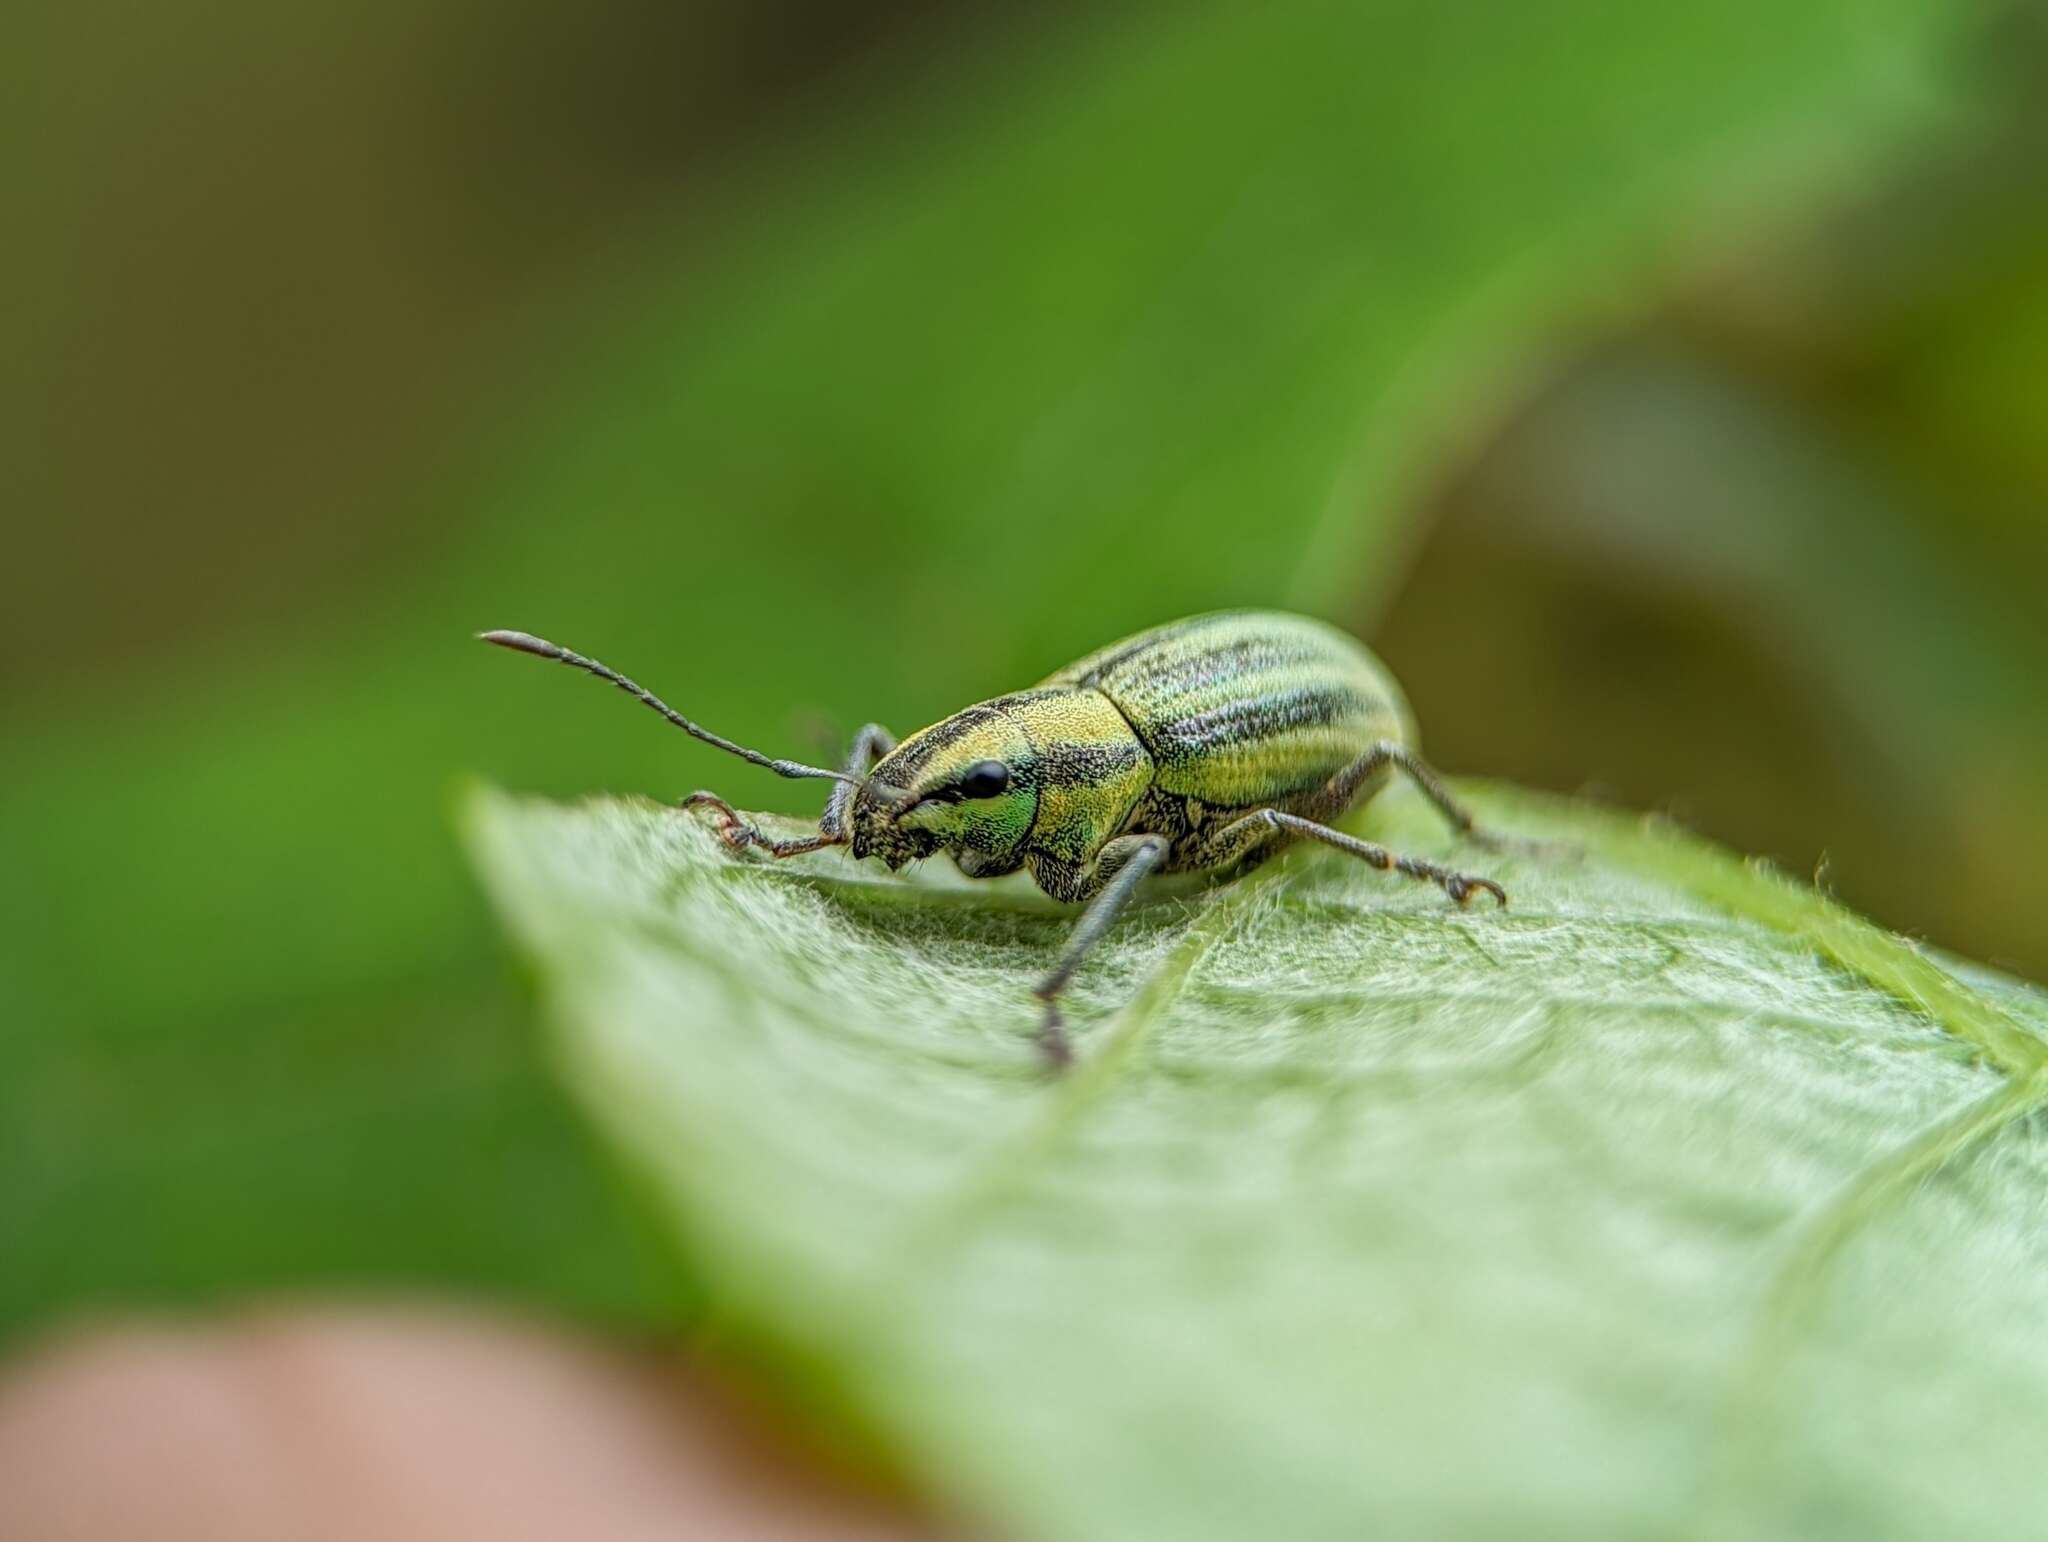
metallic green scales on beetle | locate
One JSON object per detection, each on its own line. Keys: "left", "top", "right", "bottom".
{"left": 483, "top": 611, "right": 1507, "bottom": 1065}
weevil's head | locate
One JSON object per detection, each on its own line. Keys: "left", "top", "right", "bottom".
{"left": 848, "top": 703, "right": 1038, "bottom": 870}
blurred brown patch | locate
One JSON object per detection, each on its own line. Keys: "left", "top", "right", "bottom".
{"left": 0, "top": 1304, "right": 949, "bottom": 1542}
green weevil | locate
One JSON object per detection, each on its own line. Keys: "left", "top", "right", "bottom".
{"left": 482, "top": 610, "right": 1507, "bottom": 1065}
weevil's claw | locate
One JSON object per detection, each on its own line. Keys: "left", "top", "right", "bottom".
{"left": 1447, "top": 873, "right": 1508, "bottom": 908}
{"left": 1036, "top": 1002, "right": 1074, "bottom": 1072}
{"left": 680, "top": 790, "right": 754, "bottom": 851}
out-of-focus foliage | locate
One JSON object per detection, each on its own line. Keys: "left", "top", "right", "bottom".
{"left": 3, "top": 0, "right": 1984, "bottom": 1338}
{"left": 469, "top": 786, "right": 2048, "bottom": 1542}
{"left": 1378, "top": 12, "right": 2048, "bottom": 978}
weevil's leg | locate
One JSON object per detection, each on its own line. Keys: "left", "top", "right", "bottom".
{"left": 1322, "top": 741, "right": 1481, "bottom": 839}
{"left": 820, "top": 722, "right": 897, "bottom": 840}
{"left": 1206, "top": 807, "right": 1506, "bottom": 907}
{"left": 680, "top": 791, "right": 841, "bottom": 858}
{"left": 682, "top": 723, "right": 893, "bottom": 857}
{"left": 1031, "top": 833, "right": 1171, "bottom": 1069}
{"left": 1328, "top": 741, "right": 1550, "bottom": 854}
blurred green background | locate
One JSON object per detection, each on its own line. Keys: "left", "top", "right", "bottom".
{"left": 4, "top": 0, "right": 2043, "bottom": 1341}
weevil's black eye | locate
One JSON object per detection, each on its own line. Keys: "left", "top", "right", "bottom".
{"left": 956, "top": 760, "right": 1011, "bottom": 800}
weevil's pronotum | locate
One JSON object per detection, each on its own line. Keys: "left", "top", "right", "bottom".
{"left": 483, "top": 611, "right": 1508, "bottom": 1065}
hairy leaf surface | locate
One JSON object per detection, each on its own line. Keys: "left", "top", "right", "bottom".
{"left": 469, "top": 784, "right": 2048, "bottom": 1542}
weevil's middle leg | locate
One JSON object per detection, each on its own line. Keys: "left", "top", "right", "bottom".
{"left": 1206, "top": 807, "right": 1506, "bottom": 907}
{"left": 1031, "top": 833, "right": 1171, "bottom": 1069}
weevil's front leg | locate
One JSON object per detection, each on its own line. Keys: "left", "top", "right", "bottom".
{"left": 820, "top": 722, "right": 897, "bottom": 840}
{"left": 1031, "top": 834, "right": 1171, "bottom": 1069}
{"left": 683, "top": 721, "right": 896, "bottom": 858}
{"left": 680, "top": 792, "right": 842, "bottom": 857}
{"left": 1206, "top": 807, "right": 1506, "bottom": 907}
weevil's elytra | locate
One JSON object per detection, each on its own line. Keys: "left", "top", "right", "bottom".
{"left": 482, "top": 610, "right": 1508, "bottom": 1067}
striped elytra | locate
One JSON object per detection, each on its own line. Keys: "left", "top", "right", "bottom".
{"left": 1040, "top": 610, "right": 1416, "bottom": 810}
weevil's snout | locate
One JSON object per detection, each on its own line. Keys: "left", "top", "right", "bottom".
{"left": 847, "top": 777, "right": 935, "bottom": 869}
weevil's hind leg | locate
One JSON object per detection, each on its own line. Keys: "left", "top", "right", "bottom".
{"left": 1326, "top": 741, "right": 1481, "bottom": 841}
{"left": 1332, "top": 741, "right": 1553, "bottom": 856}
{"left": 1031, "top": 833, "right": 1171, "bottom": 1070}
{"left": 1205, "top": 808, "right": 1507, "bottom": 907}
{"left": 680, "top": 792, "right": 841, "bottom": 858}
{"left": 820, "top": 722, "right": 897, "bottom": 840}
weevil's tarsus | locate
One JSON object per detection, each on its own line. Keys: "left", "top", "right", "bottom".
{"left": 479, "top": 630, "right": 857, "bottom": 785}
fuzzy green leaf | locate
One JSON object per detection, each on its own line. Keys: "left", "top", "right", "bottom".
{"left": 467, "top": 783, "right": 2048, "bottom": 1542}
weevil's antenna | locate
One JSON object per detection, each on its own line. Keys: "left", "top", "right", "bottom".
{"left": 480, "top": 630, "right": 858, "bottom": 785}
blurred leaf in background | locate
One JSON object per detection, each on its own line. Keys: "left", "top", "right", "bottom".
{"left": 0, "top": 0, "right": 2018, "bottom": 1363}
{"left": 1377, "top": 4, "right": 2048, "bottom": 979}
